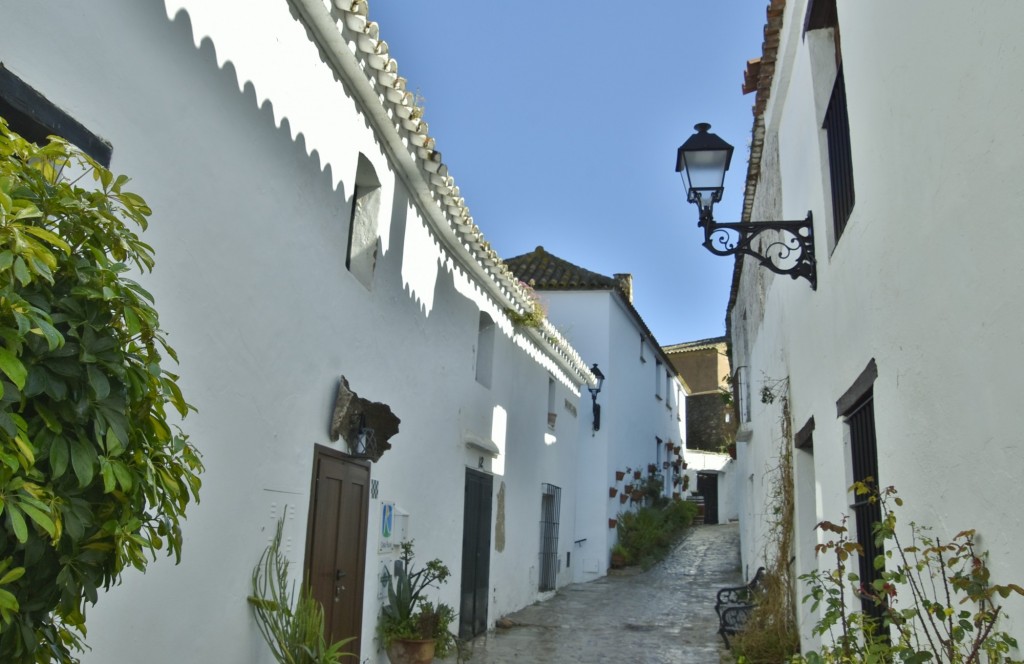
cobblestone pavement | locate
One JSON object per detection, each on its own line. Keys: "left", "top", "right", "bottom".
{"left": 464, "top": 523, "right": 742, "bottom": 663}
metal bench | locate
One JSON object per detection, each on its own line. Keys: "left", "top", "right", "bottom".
{"left": 715, "top": 566, "right": 765, "bottom": 648}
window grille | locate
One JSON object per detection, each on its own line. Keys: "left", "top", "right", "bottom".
{"left": 538, "top": 484, "right": 561, "bottom": 591}
{"left": 846, "top": 391, "right": 883, "bottom": 619}
{"left": 824, "top": 66, "right": 855, "bottom": 240}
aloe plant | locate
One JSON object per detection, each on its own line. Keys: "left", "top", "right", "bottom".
{"left": 378, "top": 540, "right": 458, "bottom": 658}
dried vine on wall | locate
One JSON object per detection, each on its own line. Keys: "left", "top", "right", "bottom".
{"left": 733, "top": 378, "right": 800, "bottom": 661}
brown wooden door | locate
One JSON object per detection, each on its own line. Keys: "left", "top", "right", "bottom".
{"left": 306, "top": 447, "right": 370, "bottom": 655}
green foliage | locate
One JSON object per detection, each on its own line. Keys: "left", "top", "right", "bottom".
{"left": 505, "top": 281, "right": 546, "bottom": 329}
{"left": 249, "top": 511, "right": 355, "bottom": 664}
{"left": 794, "top": 484, "right": 1024, "bottom": 664}
{"left": 615, "top": 499, "right": 697, "bottom": 569}
{"left": 0, "top": 118, "right": 202, "bottom": 661}
{"left": 378, "top": 540, "right": 459, "bottom": 658}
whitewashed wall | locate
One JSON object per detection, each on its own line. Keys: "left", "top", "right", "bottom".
{"left": 539, "top": 290, "right": 686, "bottom": 583}
{"left": 1, "top": 1, "right": 587, "bottom": 662}
{"left": 731, "top": 0, "right": 1024, "bottom": 652}
{"left": 682, "top": 450, "right": 739, "bottom": 524}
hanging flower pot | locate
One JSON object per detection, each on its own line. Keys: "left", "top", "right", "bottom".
{"left": 630, "top": 490, "right": 643, "bottom": 502}
{"left": 615, "top": 470, "right": 626, "bottom": 481}
{"left": 608, "top": 518, "right": 617, "bottom": 529}
{"left": 619, "top": 493, "right": 629, "bottom": 504}
{"left": 633, "top": 471, "right": 641, "bottom": 480}
{"left": 647, "top": 464, "right": 657, "bottom": 474}
{"left": 624, "top": 484, "right": 634, "bottom": 493}
{"left": 609, "top": 487, "right": 618, "bottom": 498}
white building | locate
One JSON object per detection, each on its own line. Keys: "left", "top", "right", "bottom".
{"left": 719, "top": 0, "right": 1024, "bottom": 652}
{"left": 505, "top": 247, "right": 687, "bottom": 582}
{"left": 2, "top": 1, "right": 598, "bottom": 662}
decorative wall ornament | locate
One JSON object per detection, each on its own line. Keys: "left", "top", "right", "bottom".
{"left": 328, "top": 376, "right": 401, "bottom": 462}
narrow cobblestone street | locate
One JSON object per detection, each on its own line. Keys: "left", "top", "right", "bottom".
{"left": 465, "top": 523, "right": 742, "bottom": 663}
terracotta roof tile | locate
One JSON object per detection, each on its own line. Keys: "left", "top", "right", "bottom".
{"left": 505, "top": 246, "right": 618, "bottom": 292}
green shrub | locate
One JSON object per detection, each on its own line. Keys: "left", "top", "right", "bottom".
{"left": 615, "top": 499, "right": 696, "bottom": 569}
{"left": 0, "top": 118, "right": 202, "bottom": 662}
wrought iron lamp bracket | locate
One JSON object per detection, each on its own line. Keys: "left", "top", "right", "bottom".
{"left": 698, "top": 210, "right": 816, "bottom": 289}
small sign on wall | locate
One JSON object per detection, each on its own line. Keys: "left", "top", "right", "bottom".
{"left": 378, "top": 501, "right": 408, "bottom": 554}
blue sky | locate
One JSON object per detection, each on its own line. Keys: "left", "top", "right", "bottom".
{"left": 369, "top": 1, "right": 769, "bottom": 345}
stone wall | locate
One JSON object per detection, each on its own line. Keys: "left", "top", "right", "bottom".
{"left": 686, "top": 393, "right": 735, "bottom": 452}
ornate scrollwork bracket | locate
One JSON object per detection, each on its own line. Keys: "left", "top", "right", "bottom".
{"left": 698, "top": 210, "right": 816, "bottom": 289}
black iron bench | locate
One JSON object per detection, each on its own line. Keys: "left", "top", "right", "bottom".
{"left": 715, "top": 566, "right": 765, "bottom": 648}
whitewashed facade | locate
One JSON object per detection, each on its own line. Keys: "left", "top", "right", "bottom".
{"left": 727, "top": 0, "right": 1024, "bottom": 652}
{"left": 503, "top": 252, "right": 687, "bottom": 583}
{"left": 2, "top": 1, "right": 598, "bottom": 662}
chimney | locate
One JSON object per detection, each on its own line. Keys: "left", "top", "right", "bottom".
{"left": 614, "top": 273, "right": 633, "bottom": 304}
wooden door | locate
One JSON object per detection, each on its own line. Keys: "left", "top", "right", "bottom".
{"left": 305, "top": 447, "right": 370, "bottom": 655}
{"left": 459, "top": 469, "right": 492, "bottom": 639}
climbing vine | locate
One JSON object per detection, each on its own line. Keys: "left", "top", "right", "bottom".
{"left": 733, "top": 377, "right": 800, "bottom": 661}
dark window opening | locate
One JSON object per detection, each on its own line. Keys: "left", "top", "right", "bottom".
{"left": 846, "top": 391, "right": 883, "bottom": 621}
{"left": 824, "top": 66, "right": 855, "bottom": 241}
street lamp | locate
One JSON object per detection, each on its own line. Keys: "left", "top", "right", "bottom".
{"left": 588, "top": 364, "right": 605, "bottom": 433}
{"left": 676, "top": 123, "right": 816, "bottom": 289}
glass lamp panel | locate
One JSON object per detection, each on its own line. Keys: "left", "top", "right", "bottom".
{"left": 683, "top": 149, "right": 730, "bottom": 191}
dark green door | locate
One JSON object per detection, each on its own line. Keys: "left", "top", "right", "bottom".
{"left": 459, "top": 469, "right": 492, "bottom": 639}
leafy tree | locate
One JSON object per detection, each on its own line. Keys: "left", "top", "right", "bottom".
{"left": 0, "top": 118, "right": 202, "bottom": 662}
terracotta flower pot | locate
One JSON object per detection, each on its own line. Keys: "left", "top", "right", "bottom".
{"left": 608, "top": 518, "right": 617, "bottom": 529}
{"left": 633, "top": 471, "right": 641, "bottom": 480}
{"left": 386, "top": 638, "right": 436, "bottom": 664}
{"left": 615, "top": 470, "right": 626, "bottom": 481}
{"left": 619, "top": 493, "right": 628, "bottom": 504}
{"left": 609, "top": 487, "right": 617, "bottom": 498}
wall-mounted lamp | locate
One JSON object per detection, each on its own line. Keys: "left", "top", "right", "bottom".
{"left": 588, "top": 363, "right": 606, "bottom": 433}
{"left": 676, "top": 123, "right": 816, "bottom": 289}
{"left": 349, "top": 412, "right": 377, "bottom": 458}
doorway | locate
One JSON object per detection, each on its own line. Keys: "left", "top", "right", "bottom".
{"left": 697, "top": 472, "right": 719, "bottom": 524}
{"left": 460, "top": 469, "right": 493, "bottom": 640}
{"left": 305, "top": 446, "right": 370, "bottom": 655}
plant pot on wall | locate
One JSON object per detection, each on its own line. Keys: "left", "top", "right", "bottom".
{"left": 608, "top": 518, "right": 617, "bottom": 529}
{"left": 633, "top": 471, "right": 641, "bottom": 480}
{"left": 619, "top": 493, "right": 628, "bottom": 504}
{"left": 615, "top": 470, "right": 626, "bottom": 481}
{"left": 609, "top": 487, "right": 618, "bottom": 498}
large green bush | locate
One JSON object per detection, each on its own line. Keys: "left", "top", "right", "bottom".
{"left": 0, "top": 119, "right": 202, "bottom": 662}
{"left": 616, "top": 499, "right": 697, "bottom": 568}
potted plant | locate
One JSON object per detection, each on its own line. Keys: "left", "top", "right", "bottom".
{"left": 609, "top": 544, "right": 630, "bottom": 569}
{"left": 609, "top": 486, "right": 618, "bottom": 498}
{"left": 378, "top": 541, "right": 458, "bottom": 664}
{"left": 615, "top": 470, "right": 626, "bottom": 481}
